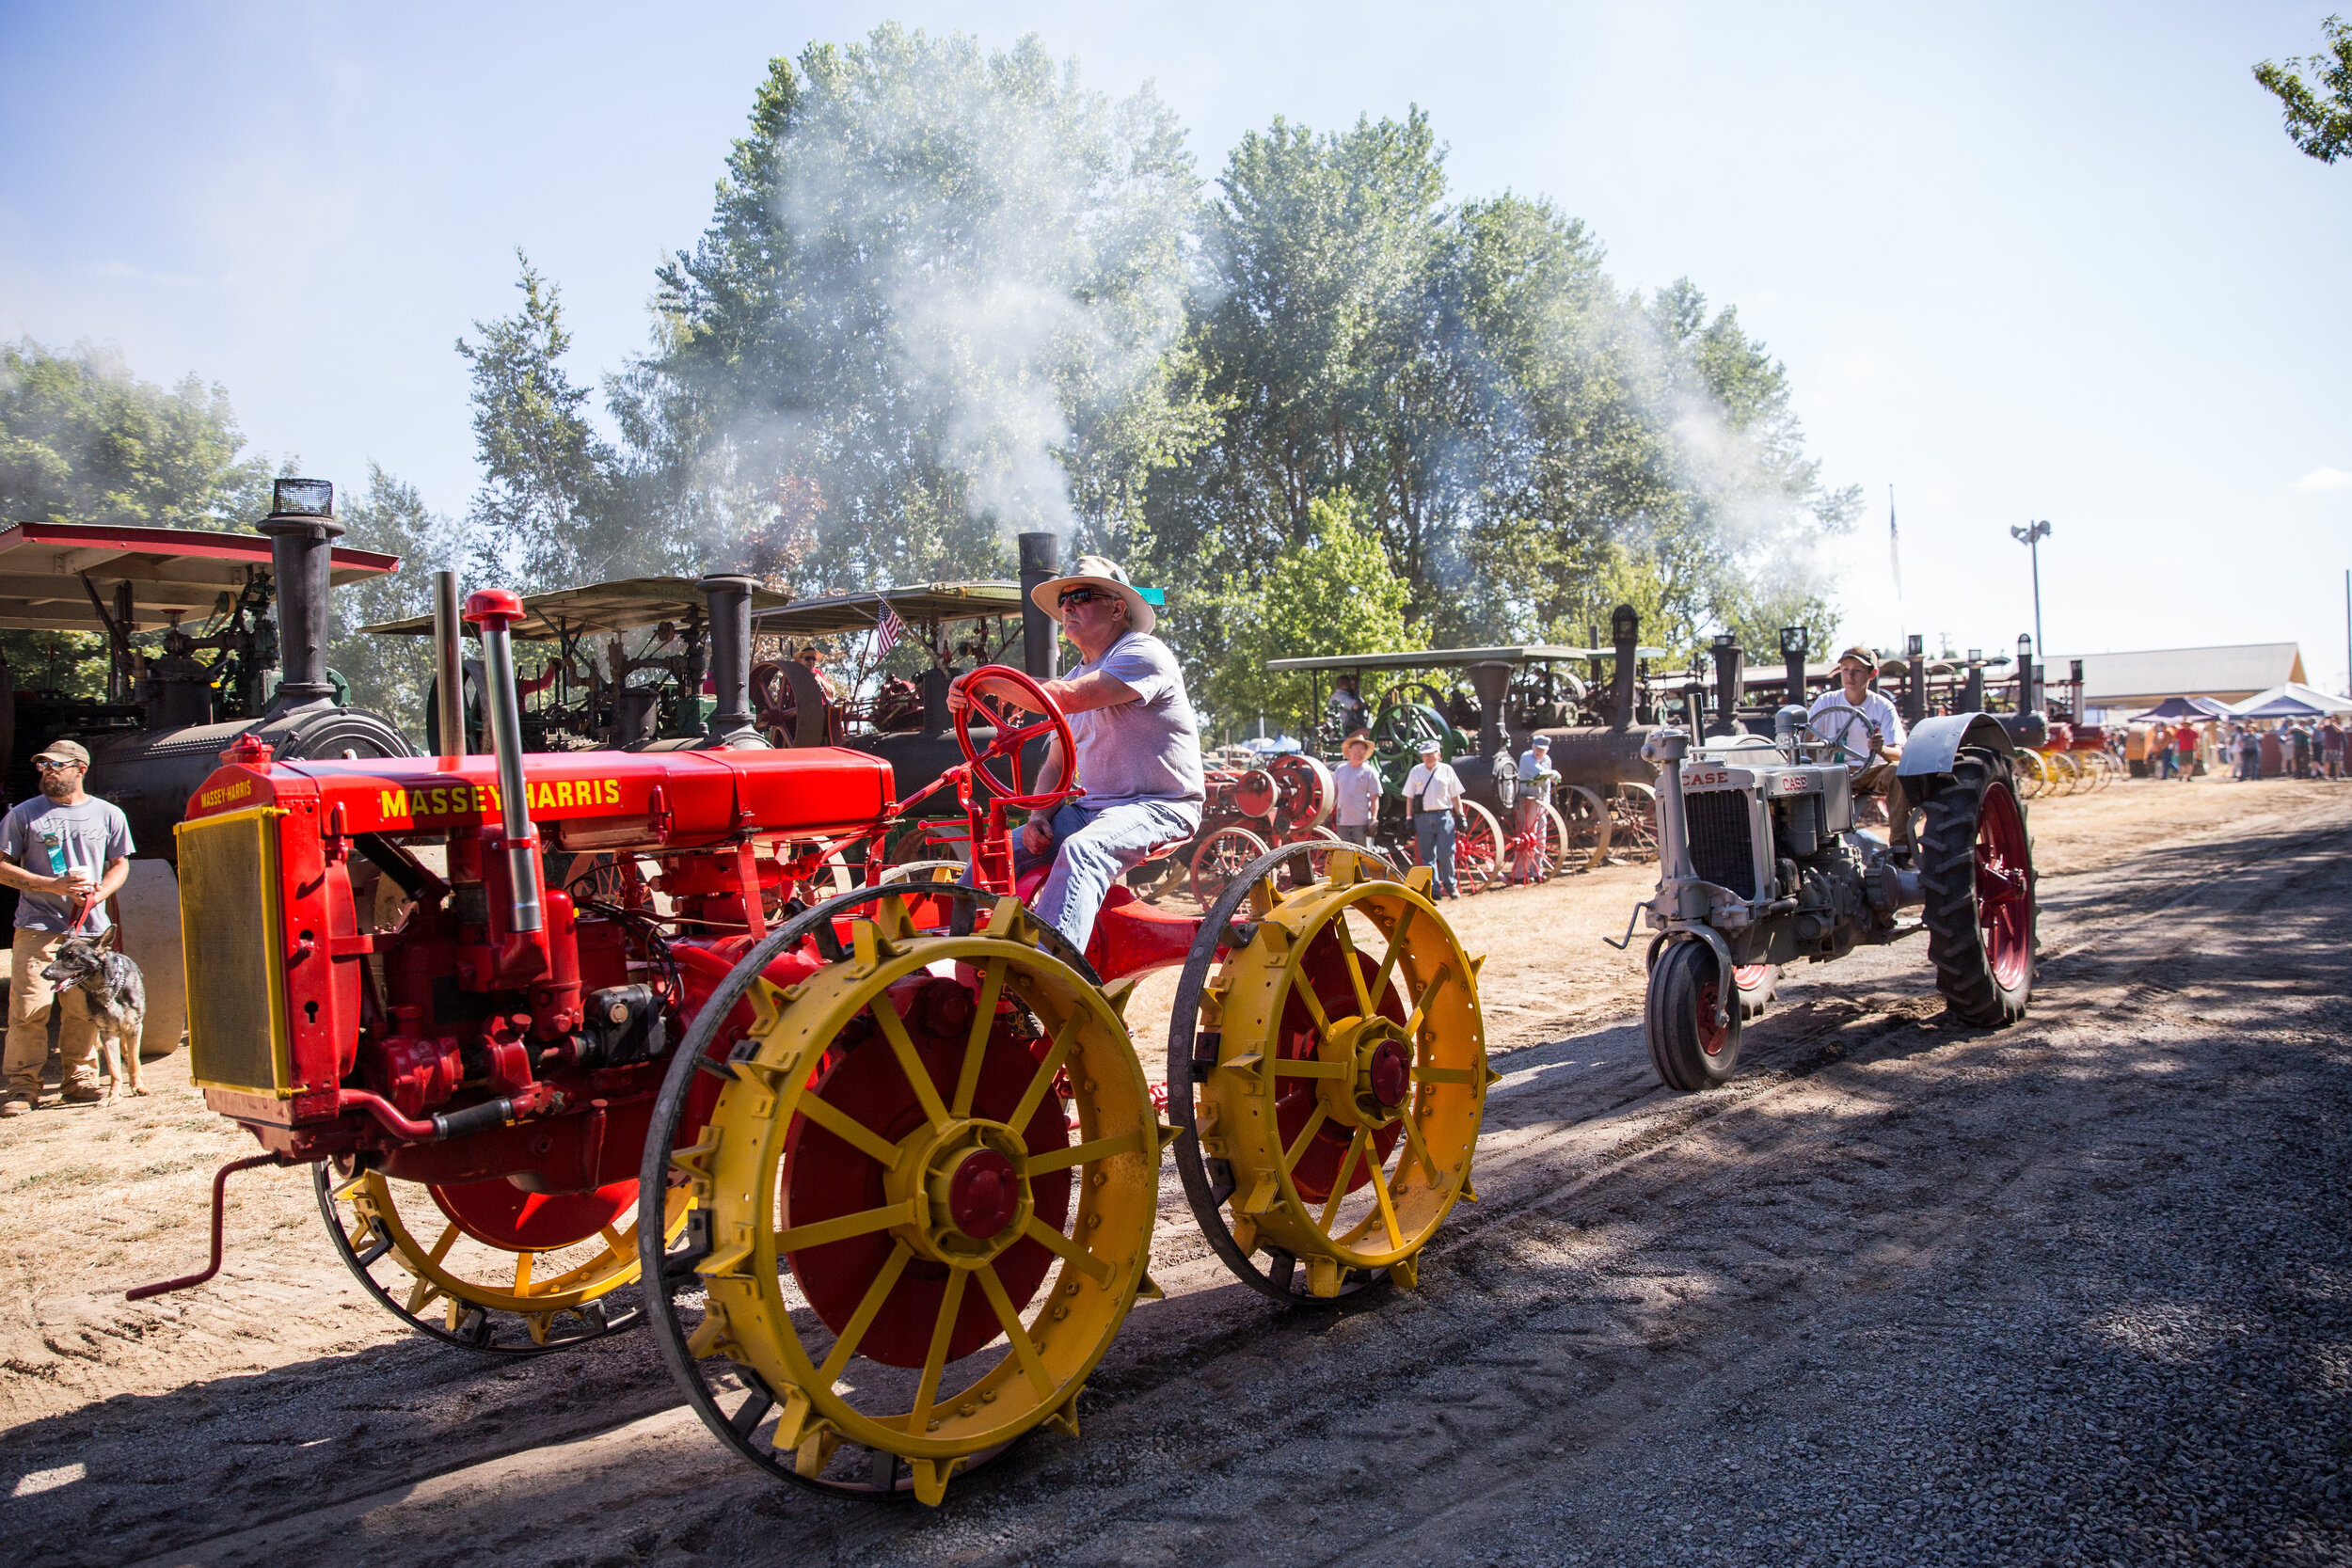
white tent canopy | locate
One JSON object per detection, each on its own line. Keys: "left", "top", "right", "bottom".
{"left": 2225, "top": 682, "right": 2352, "bottom": 718}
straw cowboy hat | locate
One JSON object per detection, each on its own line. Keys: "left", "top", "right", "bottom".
{"left": 1030, "top": 554, "right": 1154, "bottom": 637}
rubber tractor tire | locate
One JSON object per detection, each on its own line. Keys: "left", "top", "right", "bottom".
{"left": 1916, "top": 748, "right": 2036, "bottom": 1028}
{"left": 1645, "top": 939, "right": 1741, "bottom": 1092}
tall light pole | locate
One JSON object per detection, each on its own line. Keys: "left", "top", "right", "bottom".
{"left": 2010, "top": 519, "right": 2053, "bottom": 655}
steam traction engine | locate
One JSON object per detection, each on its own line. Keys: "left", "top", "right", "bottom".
{"left": 1629, "top": 703, "right": 2037, "bottom": 1092}
{"left": 154, "top": 593, "right": 1494, "bottom": 1505}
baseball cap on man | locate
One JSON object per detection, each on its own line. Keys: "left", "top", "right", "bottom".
{"left": 1531, "top": 735, "right": 1550, "bottom": 749}
{"left": 1417, "top": 737, "right": 1441, "bottom": 755}
{"left": 31, "top": 739, "right": 89, "bottom": 768}
{"left": 1835, "top": 644, "right": 1878, "bottom": 670}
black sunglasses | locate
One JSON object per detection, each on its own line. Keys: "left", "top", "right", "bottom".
{"left": 1058, "top": 587, "right": 1117, "bottom": 610}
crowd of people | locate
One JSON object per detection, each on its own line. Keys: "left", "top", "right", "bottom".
{"left": 2120, "top": 716, "right": 2345, "bottom": 782}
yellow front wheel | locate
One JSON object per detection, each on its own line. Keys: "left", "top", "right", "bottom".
{"left": 641, "top": 885, "right": 1162, "bottom": 1505}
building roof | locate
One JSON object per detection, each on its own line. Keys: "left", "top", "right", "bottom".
{"left": 752, "top": 581, "right": 1026, "bottom": 638}
{"left": 359, "top": 576, "right": 795, "bottom": 641}
{"left": 2047, "top": 642, "right": 2307, "bottom": 706}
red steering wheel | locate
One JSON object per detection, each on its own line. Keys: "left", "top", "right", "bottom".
{"left": 953, "top": 664, "right": 1077, "bottom": 811}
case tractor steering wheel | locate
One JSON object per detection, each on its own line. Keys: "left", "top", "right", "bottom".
{"left": 1804, "top": 703, "right": 1877, "bottom": 768}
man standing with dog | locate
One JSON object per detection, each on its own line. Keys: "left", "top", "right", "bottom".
{"left": 0, "top": 739, "right": 133, "bottom": 1117}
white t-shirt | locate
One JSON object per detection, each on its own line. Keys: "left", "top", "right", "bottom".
{"left": 1062, "top": 630, "right": 1206, "bottom": 816}
{"left": 1402, "top": 760, "right": 1464, "bottom": 813}
{"left": 1807, "top": 688, "right": 1907, "bottom": 768}
{"left": 1331, "top": 760, "right": 1383, "bottom": 827}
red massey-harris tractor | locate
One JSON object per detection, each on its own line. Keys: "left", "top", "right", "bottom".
{"left": 142, "top": 590, "right": 1494, "bottom": 1505}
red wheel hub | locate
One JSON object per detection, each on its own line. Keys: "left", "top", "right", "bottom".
{"left": 1973, "top": 782, "right": 2033, "bottom": 988}
{"left": 1368, "top": 1037, "right": 1411, "bottom": 1107}
{"left": 946, "top": 1149, "right": 1021, "bottom": 1238}
{"left": 782, "top": 975, "right": 1070, "bottom": 1369}
{"left": 1276, "top": 930, "right": 1405, "bottom": 1200}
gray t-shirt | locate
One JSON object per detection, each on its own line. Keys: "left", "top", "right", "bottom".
{"left": 1, "top": 795, "right": 134, "bottom": 933}
{"left": 1064, "top": 631, "right": 1205, "bottom": 818}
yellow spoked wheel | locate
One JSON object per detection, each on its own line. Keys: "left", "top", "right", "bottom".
{"left": 315, "top": 1164, "right": 688, "bottom": 1354}
{"left": 641, "top": 886, "right": 1163, "bottom": 1506}
{"left": 1168, "top": 842, "right": 1489, "bottom": 1304}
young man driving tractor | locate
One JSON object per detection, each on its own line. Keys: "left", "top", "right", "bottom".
{"left": 946, "top": 556, "right": 1203, "bottom": 951}
{"left": 1808, "top": 644, "right": 1912, "bottom": 855}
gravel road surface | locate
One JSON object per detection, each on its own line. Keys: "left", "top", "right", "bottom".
{"left": 3, "top": 793, "right": 2345, "bottom": 1567}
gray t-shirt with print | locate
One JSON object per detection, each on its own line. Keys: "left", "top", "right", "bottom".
{"left": 1, "top": 796, "right": 134, "bottom": 933}
{"left": 1063, "top": 631, "right": 1205, "bottom": 819}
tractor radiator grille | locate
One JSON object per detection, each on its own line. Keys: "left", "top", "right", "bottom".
{"left": 176, "top": 807, "right": 292, "bottom": 1097}
{"left": 1685, "top": 791, "right": 1756, "bottom": 898}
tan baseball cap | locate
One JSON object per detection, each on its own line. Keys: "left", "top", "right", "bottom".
{"left": 31, "top": 738, "right": 90, "bottom": 768}
{"left": 1835, "top": 645, "right": 1877, "bottom": 670}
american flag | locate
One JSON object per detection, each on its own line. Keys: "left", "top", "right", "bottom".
{"left": 873, "top": 599, "right": 909, "bottom": 656}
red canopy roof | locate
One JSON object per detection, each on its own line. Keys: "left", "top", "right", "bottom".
{"left": 0, "top": 520, "right": 399, "bottom": 633}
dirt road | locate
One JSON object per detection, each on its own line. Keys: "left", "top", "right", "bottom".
{"left": 3, "top": 778, "right": 2346, "bottom": 1566}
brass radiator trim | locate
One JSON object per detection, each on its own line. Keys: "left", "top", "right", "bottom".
{"left": 175, "top": 805, "right": 294, "bottom": 1099}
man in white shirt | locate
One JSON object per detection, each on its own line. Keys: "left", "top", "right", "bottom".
{"left": 1401, "top": 736, "right": 1465, "bottom": 898}
{"left": 946, "top": 555, "right": 1203, "bottom": 952}
{"left": 1807, "top": 645, "right": 1912, "bottom": 854}
{"left": 1330, "top": 730, "right": 1382, "bottom": 847}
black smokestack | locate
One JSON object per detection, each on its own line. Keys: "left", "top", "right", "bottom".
{"left": 258, "top": 478, "right": 342, "bottom": 713}
{"left": 1780, "top": 624, "right": 1809, "bottom": 711}
{"left": 1905, "top": 635, "right": 1928, "bottom": 724}
{"left": 699, "top": 573, "right": 763, "bottom": 747}
{"left": 1467, "top": 660, "right": 1513, "bottom": 755}
{"left": 1018, "top": 532, "right": 1059, "bottom": 680}
{"left": 1610, "top": 604, "right": 1639, "bottom": 734}
{"left": 1709, "top": 634, "right": 1742, "bottom": 737}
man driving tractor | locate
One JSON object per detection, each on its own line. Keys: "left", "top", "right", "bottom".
{"left": 1808, "top": 643, "right": 1911, "bottom": 855}
{"left": 946, "top": 555, "right": 1203, "bottom": 951}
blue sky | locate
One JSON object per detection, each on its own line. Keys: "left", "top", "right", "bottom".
{"left": 4, "top": 2, "right": 2346, "bottom": 692}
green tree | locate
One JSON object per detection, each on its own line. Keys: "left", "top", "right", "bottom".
{"left": 0, "top": 338, "right": 273, "bottom": 531}
{"left": 327, "top": 464, "right": 463, "bottom": 726}
{"left": 457, "top": 256, "right": 640, "bottom": 591}
{"left": 1201, "top": 494, "right": 1414, "bottom": 735}
{"left": 0, "top": 339, "right": 278, "bottom": 697}
{"left": 2256, "top": 16, "right": 2352, "bottom": 162}
{"left": 649, "top": 27, "right": 1207, "bottom": 590}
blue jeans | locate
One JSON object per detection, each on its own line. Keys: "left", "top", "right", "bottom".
{"left": 1413, "top": 809, "right": 1456, "bottom": 896}
{"left": 1010, "top": 798, "right": 1200, "bottom": 953}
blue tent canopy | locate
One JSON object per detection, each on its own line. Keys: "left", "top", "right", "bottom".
{"left": 2232, "top": 692, "right": 2328, "bottom": 720}
{"left": 2128, "top": 696, "right": 2233, "bottom": 721}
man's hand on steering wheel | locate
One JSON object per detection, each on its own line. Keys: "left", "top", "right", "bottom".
{"left": 946, "top": 671, "right": 1035, "bottom": 719}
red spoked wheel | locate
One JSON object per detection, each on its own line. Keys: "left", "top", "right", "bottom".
{"left": 1919, "top": 748, "right": 2037, "bottom": 1027}
{"left": 953, "top": 664, "right": 1077, "bottom": 811}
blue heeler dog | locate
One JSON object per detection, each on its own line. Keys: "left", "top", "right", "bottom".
{"left": 40, "top": 936, "right": 146, "bottom": 1099}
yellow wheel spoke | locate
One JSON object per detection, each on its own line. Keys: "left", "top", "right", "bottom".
{"left": 1403, "top": 964, "right": 1453, "bottom": 1045}
{"left": 425, "top": 1222, "right": 460, "bottom": 1266}
{"left": 1023, "top": 1129, "right": 1143, "bottom": 1177}
{"left": 818, "top": 1240, "right": 913, "bottom": 1385}
{"left": 1290, "top": 970, "right": 1337, "bottom": 1037}
{"left": 871, "top": 997, "right": 951, "bottom": 1130}
{"left": 910, "top": 1269, "right": 968, "bottom": 1432}
{"left": 1021, "top": 1215, "right": 1114, "bottom": 1286}
{"left": 1414, "top": 1066, "right": 1473, "bottom": 1085}
{"left": 1369, "top": 903, "right": 1417, "bottom": 1006}
{"left": 513, "top": 1251, "right": 535, "bottom": 1295}
{"left": 794, "top": 1089, "right": 904, "bottom": 1169}
{"left": 1008, "top": 1017, "right": 1081, "bottom": 1133}
{"left": 1282, "top": 1105, "right": 1329, "bottom": 1175}
{"left": 598, "top": 1224, "right": 628, "bottom": 1257}
{"left": 1272, "top": 1056, "right": 1346, "bottom": 1079}
{"left": 774, "top": 1199, "right": 918, "bottom": 1253}
{"left": 976, "top": 1262, "right": 1057, "bottom": 1402}
{"left": 1328, "top": 917, "right": 1377, "bottom": 1019}
{"left": 952, "top": 958, "right": 1009, "bottom": 1117}
{"left": 1368, "top": 1160, "right": 1405, "bottom": 1251}
{"left": 1396, "top": 1112, "right": 1438, "bottom": 1186}
{"left": 1318, "top": 1127, "right": 1369, "bottom": 1231}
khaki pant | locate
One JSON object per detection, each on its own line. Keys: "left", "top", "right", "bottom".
{"left": 4, "top": 927, "right": 100, "bottom": 1101}
{"left": 1851, "top": 759, "right": 1913, "bottom": 850}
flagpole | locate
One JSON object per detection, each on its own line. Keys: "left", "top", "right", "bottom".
{"left": 1888, "top": 484, "right": 1904, "bottom": 648}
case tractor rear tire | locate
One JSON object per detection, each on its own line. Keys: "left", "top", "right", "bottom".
{"left": 1916, "top": 749, "right": 2036, "bottom": 1027}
